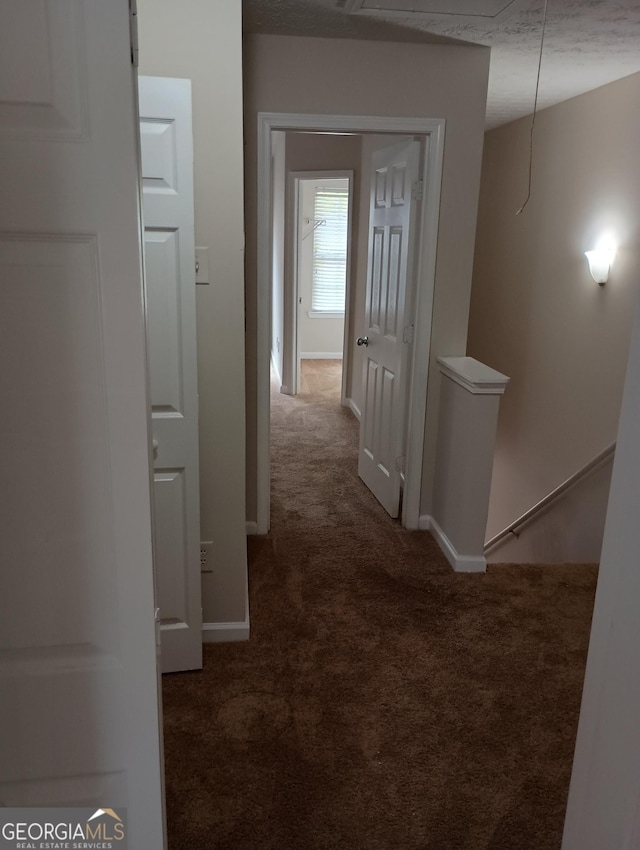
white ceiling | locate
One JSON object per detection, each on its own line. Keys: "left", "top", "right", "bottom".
{"left": 243, "top": 0, "right": 640, "bottom": 129}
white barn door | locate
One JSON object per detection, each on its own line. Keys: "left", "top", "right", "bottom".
{"left": 358, "top": 140, "right": 420, "bottom": 517}
{"left": 138, "top": 77, "right": 202, "bottom": 674}
{"left": 0, "top": 2, "right": 165, "bottom": 847}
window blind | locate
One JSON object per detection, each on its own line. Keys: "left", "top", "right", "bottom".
{"left": 311, "top": 187, "right": 349, "bottom": 314}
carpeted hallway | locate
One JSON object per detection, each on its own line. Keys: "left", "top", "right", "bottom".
{"left": 162, "top": 359, "right": 598, "bottom": 850}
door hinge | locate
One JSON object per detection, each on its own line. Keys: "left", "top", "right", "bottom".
{"left": 154, "top": 607, "right": 161, "bottom": 650}
{"left": 403, "top": 324, "right": 414, "bottom": 344}
{"left": 411, "top": 179, "right": 423, "bottom": 201}
{"left": 129, "top": 0, "right": 139, "bottom": 67}
{"left": 395, "top": 456, "right": 406, "bottom": 474}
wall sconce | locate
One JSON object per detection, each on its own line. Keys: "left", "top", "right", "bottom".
{"left": 584, "top": 238, "right": 616, "bottom": 285}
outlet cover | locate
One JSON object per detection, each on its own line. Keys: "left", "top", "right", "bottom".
{"left": 200, "top": 540, "right": 214, "bottom": 573}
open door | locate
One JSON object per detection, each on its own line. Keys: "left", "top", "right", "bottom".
{"left": 138, "top": 77, "right": 202, "bottom": 674}
{"left": 0, "top": 2, "right": 165, "bottom": 846}
{"left": 358, "top": 139, "right": 421, "bottom": 517}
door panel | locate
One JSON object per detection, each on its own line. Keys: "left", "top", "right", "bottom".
{"left": 363, "top": 360, "right": 379, "bottom": 459}
{"left": 140, "top": 119, "right": 178, "bottom": 194}
{"left": 154, "top": 470, "right": 189, "bottom": 623}
{"left": 358, "top": 140, "right": 420, "bottom": 517}
{"left": 380, "top": 367, "right": 395, "bottom": 472}
{"left": 0, "top": 1, "right": 89, "bottom": 141}
{"left": 386, "top": 227, "right": 403, "bottom": 337}
{"left": 145, "top": 228, "right": 183, "bottom": 413}
{"left": 0, "top": 2, "right": 165, "bottom": 844}
{"left": 138, "top": 76, "right": 202, "bottom": 674}
{"left": 370, "top": 227, "right": 384, "bottom": 330}
{"left": 1, "top": 236, "right": 117, "bottom": 651}
{"left": 391, "top": 164, "right": 407, "bottom": 206}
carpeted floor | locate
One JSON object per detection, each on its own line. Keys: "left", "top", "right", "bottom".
{"left": 162, "top": 359, "right": 598, "bottom": 850}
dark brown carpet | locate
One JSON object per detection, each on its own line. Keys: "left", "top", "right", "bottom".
{"left": 162, "top": 359, "right": 598, "bottom": 850}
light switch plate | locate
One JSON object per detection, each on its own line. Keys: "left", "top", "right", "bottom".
{"left": 195, "top": 247, "right": 210, "bottom": 284}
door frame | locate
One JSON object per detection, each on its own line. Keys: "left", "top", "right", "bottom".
{"left": 256, "top": 112, "right": 446, "bottom": 534}
{"left": 286, "top": 170, "right": 354, "bottom": 399}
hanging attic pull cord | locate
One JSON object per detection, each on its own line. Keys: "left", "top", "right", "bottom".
{"left": 516, "top": 0, "right": 550, "bottom": 216}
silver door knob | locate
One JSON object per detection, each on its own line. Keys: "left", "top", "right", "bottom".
{"left": 357, "top": 336, "right": 369, "bottom": 347}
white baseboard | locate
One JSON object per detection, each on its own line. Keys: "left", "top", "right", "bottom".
{"left": 246, "top": 520, "right": 258, "bottom": 536}
{"left": 202, "top": 580, "right": 250, "bottom": 644}
{"left": 299, "top": 352, "right": 343, "bottom": 360}
{"left": 420, "top": 515, "right": 486, "bottom": 573}
{"left": 346, "top": 397, "right": 361, "bottom": 420}
{"left": 202, "top": 620, "right": 250, "bottom": 643}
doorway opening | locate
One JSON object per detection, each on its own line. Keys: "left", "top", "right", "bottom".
{"left": 289, "top": 172, "right": 353, "bottom": 400}
{"left": 257, "top": 114, "right": 446, "bottom": 535}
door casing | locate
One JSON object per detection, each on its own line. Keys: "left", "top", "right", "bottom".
{"left": 256, "top": 113, "right": 445, "bottom": 534}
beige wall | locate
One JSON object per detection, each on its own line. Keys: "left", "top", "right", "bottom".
{"left": 137, "top": 0, "right": 248, "bottom": 625}
{"left": 468, "top": 72, "right": 640, "bottom": 545}
{"left": 486, "top": 459, "right": 613, "bottom": 564}
{"left": 244, "top": 34, "right": 490, "bottom": 522}
{"left": 285, "top": 132, "right": 362, "bottom": 187}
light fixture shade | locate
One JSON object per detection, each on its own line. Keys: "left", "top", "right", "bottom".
{"left": 584, "top": 249, "right": 613, "bottom": 285}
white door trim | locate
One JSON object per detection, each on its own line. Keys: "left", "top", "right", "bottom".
{"left": 256, "top": 112, "right": 446, "bottom": 534}
{"left": 287, "top": 170, "right": 354, "bottom": 400}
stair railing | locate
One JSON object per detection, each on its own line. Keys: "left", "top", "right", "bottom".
{"left": 484, "top": 442, "right": 617, "bottom": 552}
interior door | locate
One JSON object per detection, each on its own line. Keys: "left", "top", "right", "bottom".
{"left": 138, "top": 77, "right": 202, "bottom": 674}
{"left": 0, "top": 1, "right": 165, "bottom": 846}
{"left": 358, "top": 139, "right": 420, "bottom": 517}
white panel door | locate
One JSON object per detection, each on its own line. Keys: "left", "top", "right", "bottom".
{"left": 0, "top": 2, "right": 165, "bottom": 847}
{"left": 138, "top": 77, "right": 202, "bottom": 674}
{"left": 358, "top": 140, "right": 420, "bottom": 517}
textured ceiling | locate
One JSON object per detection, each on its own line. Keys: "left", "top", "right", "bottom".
{"left": 243, "top": 0, "right": 640, "bottom": 128}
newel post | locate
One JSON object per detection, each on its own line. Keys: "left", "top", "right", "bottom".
{"left": 430, "top": 356, "right": 509, "bottom": 572}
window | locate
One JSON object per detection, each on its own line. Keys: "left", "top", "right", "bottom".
{"left": 311, "top": 186, "right": 349, "bottom": 316}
